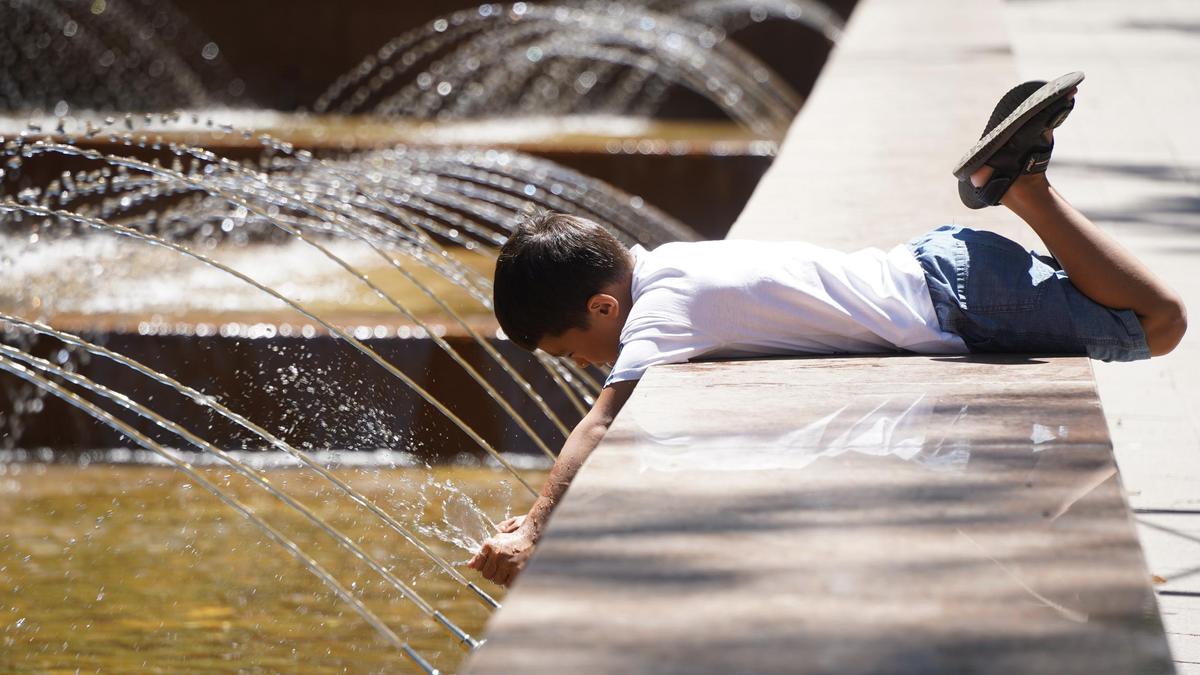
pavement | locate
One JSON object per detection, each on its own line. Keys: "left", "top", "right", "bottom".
{"left": 1001, "top": 1, "right": 1200, "bottom": 669}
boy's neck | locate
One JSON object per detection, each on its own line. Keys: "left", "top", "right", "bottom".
{"left": 610, "top": 271, "right": 635, "bottom": 330}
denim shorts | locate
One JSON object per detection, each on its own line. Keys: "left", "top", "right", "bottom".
{"left": 907, "top": 225, "right": 1150, "bottom": 362}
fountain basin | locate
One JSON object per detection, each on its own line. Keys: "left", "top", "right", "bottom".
{"left": 0, "top": 462, "right": 544, "bottom": 673}
{"left": 3, "top": 113, "right": 774, "bottom": 239}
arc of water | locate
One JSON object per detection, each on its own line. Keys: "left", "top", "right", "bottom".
{"left": 351, "top": 176, "right": 606, "bottom": 398}
{"left": 357, "top": 145, "right": 696, "bottom": 247}
{"left": 318, "top": 4, "right": 801, "bottom": 138}
{"left": 18, "top": 126, "right": 621, "bottom": 423}
{"left": 0, "top": 342, "right": 481, "bottom": 650}
{"left": 190, "top": 160, "right": 566, "bottom": 458}
{"left": 66, "top": 138, "right": 571, "bottom": 458}
{"left": 39, "top": 128, "right": 599, "bottom": 423}
{"left": 181, "top": 167, "right": 567, "bottom": 462}
{"left": 0, "top": 313, "right": 501, "bottom": 609}
{"left": 509, "top": 38, "right": 793, "bottom": 138}
{"left": 314, "top": 10, "right": 499, "bottom": 113}
{"left": 332, "top": 223, "right": 577, "bottom": 441}
{"left": 2, "top": 0, "right": 217, "bottom": 110}
{"left": 260, "top": 148, "right": 596, "bottom": 424}
{"left": 0, "top": 200, "right": 539, "bottom": 496}
{"left": 425, "top": 166, "right": 652, "bottom": 247}
{"left": 0, "top": 355, "right": 441, "bottom": 675}
{"left": 17, "top": 140, "right": 550, "bottom": 452}
{"left": 673, "top": 0, "right": 845, "bottom": 42}
{"left": 411, "top": 23, "right": 672, "bottom": 123}
{"left": 540, "top": 351, "right": 603, "bottom": 401}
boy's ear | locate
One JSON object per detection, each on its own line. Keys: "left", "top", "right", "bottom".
{"left": 587, "top": 293, "right": 619, "bottom": 317}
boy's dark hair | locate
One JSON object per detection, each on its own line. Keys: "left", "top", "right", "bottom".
{"left": 494, "top": 212, "right": 632, "bottom": 351}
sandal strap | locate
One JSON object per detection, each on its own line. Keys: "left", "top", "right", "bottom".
{"left": 975, "top": 175, "right": 1012, "bottom": 206}
{"left": 1021, "top": 143, "right": 1054, "bottom": 175}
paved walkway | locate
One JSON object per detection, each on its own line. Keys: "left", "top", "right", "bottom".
{"left": 1001, "top": 1, "right": 1200, "bottom": 669}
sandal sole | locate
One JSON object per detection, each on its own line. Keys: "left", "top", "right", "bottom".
{"left": 951, "top": 71, "right": 1085, "bottom": 181}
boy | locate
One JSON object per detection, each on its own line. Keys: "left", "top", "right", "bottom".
{"left": 468, "top": 72, "right": 1187, "bottom": 587}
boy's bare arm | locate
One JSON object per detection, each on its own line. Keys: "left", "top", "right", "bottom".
{"left": 468, "top": 379, "right": 637, "bottom": 586}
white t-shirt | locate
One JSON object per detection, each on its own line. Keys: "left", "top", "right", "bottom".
{"left": 604, "top": 240, "right": 968, "bottom": 386}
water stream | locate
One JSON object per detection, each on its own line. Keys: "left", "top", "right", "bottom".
{"left": 0, "top": 0, "right": 841, "bottom": 669}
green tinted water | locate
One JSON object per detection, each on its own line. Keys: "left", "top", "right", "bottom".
{"left": 0, "top": 463, "right": 543, "bottom": 673}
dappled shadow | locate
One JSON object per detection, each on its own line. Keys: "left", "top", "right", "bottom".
{"left": 1052, "top": 159, "right": 1200, "bottom": 236}
{"left": 485, "top": 464, "right": 1167, "bottom": 673}
{"left": 475, "top": 607, "right": 1171, "bottom": 675}
{"left": 1123, "top": 18, "right": 1200, "bottom": 34}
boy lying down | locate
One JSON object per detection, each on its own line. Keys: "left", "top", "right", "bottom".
{"left": 467, "top": 72, "right": 1187, "bottom": 587}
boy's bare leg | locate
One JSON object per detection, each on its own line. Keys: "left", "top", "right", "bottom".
{"left": 970, "top": 146, "right": 1187, "bottom": 355}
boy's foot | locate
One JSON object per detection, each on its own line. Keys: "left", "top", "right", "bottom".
{"left": 968, "top": 125, "right": 1060, "bottom": 189}
{"left": 953, "top": 72, "right": 1083, "bottom": 209}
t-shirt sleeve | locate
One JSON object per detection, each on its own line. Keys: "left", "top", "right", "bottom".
{"left": 603, "top": 331, "right": 713, "bottom": 387}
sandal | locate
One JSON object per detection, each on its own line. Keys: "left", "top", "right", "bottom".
{"left": 953, "top": 71, "right": 1084, "bottom": 209}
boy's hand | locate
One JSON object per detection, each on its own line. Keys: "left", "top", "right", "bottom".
{"left": 468, "top": 527, "right": 535, "bottom": 587}
{"left": 467, "top": 380, "right": 635, "bottom": 588}
{"left": 495, "top": 514, "right": 527, "bottom": 534}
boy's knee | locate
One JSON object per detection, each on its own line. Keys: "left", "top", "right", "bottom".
{"left": 1146, "top": 294, "right": 1187, "bottom": 357}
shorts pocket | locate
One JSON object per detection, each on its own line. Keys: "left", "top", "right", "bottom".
{"left": 960, "top": 230, "right": 1049, "bottom": 314}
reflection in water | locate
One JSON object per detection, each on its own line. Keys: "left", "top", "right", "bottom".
{"left": 956, "top": 528, "right": 1090, "bottom": 624}
{"left": 628, "top": 390, "right": 1088, "bottom": 475}
{"left": 630, "top": 393, "right": 976, "bottom": 473}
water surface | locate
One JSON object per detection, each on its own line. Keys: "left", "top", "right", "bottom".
{"left": 0, "top": 463, "right": 543, "bottom": 673}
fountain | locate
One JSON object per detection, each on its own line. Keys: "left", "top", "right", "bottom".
{"left": 0, "top": 1, "right": 848, "bottom": 671}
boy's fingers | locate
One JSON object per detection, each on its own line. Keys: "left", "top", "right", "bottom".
{"left": 468, "top": 543, "right": 493, "bottom": 570}
{"left": 482, "top": 554, "right": 500, "bottom": 580}
{"left": 496, "top": 568, "right": 512, "bottom": 587}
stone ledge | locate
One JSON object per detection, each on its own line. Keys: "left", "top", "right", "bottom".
{"left": 468, "top": 356, "right": 1172, "bottom": 674}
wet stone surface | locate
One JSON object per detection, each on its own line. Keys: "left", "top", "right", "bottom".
{"left": 469, "top": 356, "right": 1174, "bottom": 675}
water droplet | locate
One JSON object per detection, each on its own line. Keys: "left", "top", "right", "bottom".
{"left": 62, "top": 20, "right": 78, "bottom": 37}
{"left": 89, "top": 0, "right": 106, "bottom": 15}
{"left": 201, "top": 42, "right": 219, "bottom": 61}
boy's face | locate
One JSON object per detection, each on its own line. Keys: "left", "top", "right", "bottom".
{"left": 537, "top": 292, "right": 623, "bottom": 369}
